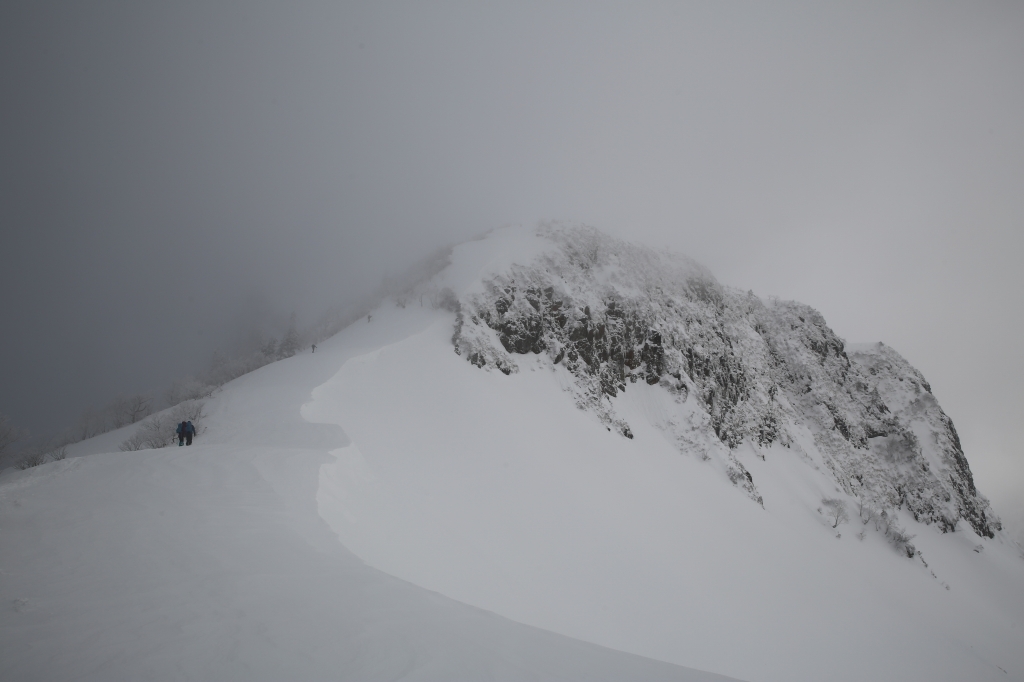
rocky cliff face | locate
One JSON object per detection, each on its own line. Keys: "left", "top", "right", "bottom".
{"left": 451, "top": 225, "right": 999, "bottom": 538}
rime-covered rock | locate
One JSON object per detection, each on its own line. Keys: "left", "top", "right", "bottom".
{"left": 451, "top": 224, "right": 998, "bottom": 535}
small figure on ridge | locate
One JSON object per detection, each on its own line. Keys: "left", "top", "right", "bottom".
{"left": 176, "top": 420, "right": 196, "bottom": 447}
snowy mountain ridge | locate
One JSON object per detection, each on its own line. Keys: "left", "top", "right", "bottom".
{"left": 4, "top": 223, "right": 1022, "bottom": 682}
{"left": 451, "top": 223, "right": 999, "bottom": 545}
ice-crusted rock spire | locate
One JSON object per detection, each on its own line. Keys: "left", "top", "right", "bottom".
{"left": 450, "top": 223, "right": 999, "bottom": 537}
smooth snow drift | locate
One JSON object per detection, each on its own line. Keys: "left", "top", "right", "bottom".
{"left": 0, "top": 305, "right": 732, "bottom": 682}
{"left": 306, "top": 226, "right": 1024, "bottom": 682}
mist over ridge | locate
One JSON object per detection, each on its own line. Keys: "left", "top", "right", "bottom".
{"left": 2, "top": 2, "right": 1022, "bottom": 534}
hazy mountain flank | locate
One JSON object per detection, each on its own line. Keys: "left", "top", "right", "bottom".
{"left": 3, "top": 224, "right": 1021, "bottom": 682}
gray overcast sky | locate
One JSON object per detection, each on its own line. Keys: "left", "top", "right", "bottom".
{"left": 2, "top": 1, "right": 1022, "bottom": 528}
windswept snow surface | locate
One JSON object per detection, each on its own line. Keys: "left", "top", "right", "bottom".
{"left": 3, "top": 226, "right": 1023, "bottom": 681}
{"left": 306, "top": 227, "right": 1024, "bottom": 682}
{"left": 0, "top": 305, "right": 733, "bottom": 682}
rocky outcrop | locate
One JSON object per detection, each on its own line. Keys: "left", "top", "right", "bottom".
{"left": 451, "top": 225, "right": 999, "bottom": 537}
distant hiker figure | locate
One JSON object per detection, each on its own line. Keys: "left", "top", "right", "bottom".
{"left": 311, "top": 343, "right": 317, "bottom": 353}
{"left": 176, "top": 420, "right": 196, "bottom": 446}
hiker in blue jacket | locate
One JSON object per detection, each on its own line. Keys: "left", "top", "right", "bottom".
{"left": 176, "top": 420, "right": 196, "bottom": 446}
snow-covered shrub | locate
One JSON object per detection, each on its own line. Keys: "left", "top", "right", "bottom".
{"left": 126, "top": 413, "right": 177, "bottom": 450}
{"left": 821, "top": 498, "right": 849, "bottom": 528}
{"left": 886, "top": 519, "right": 917, "bottom": 558}
{"left": 260, "top": 337, "right": 278, "bottom": 358}
{"left": 726, "top": 462, "right": 763, "bottom": 507}
{"left": 277, "top": 314, "right": 302, "bottom": 358}
{"left": 860, "top": 506, "right": 916, "bottom": 557}
{"left": 140, "top": 415, "right": 174, "bottom": 449}
{"left": 109, "top": 394, "right": 152, "bottom": 426}
{"left": 74, "top": 407, "right": 106, "bottom": 441}
{"left": 170, "top": 400, "right": 207, "bottom": 434}
{"left": 16, "top": 440, "right": 70, "bottom": 469}
{"left": 127, "top": 395, "right": 151, "bottom": 424}
{"left": 165, "top": 377, "right": 215, "bottom": 406}
{"left": 16, "top": 450, "right": 48, "bottom": 469}
{"left": 119, "top": 433, "right": 147, "bottom": 452}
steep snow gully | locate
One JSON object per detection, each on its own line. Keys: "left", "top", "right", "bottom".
{"left": 3, "top": 225, "right": 1023, "bottom": 681}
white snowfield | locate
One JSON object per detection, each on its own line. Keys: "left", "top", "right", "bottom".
{"left": 3, "top": 226, "right": 1023, "bottom": 681}
{"left": 0, "top": 308, "right": 733, "bottom": 682}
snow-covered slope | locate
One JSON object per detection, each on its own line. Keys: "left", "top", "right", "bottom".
{"left": 3, "top": 224, "right": 1022, "bottom": 681}
{"left": 307, "top": 225, "right": 1023, "bottom": 681}
{"left": 449, "top": 224, "right": 999, "bottom": 539}
{"left": 0, "top": 306, "right": 732, "bottom": 682}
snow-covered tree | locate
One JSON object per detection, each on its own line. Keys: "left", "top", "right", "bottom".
{"left": 120, "top": 394, "right": 152, "bottom": 425}
{"left": 277, "top": 313, "right": 301, "bottom": 358}
{"left": 821, "top": 498, "right": 849, "bottom": 528}
{"left": 260, "top": 337, "right": 278, "bottom": 358}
